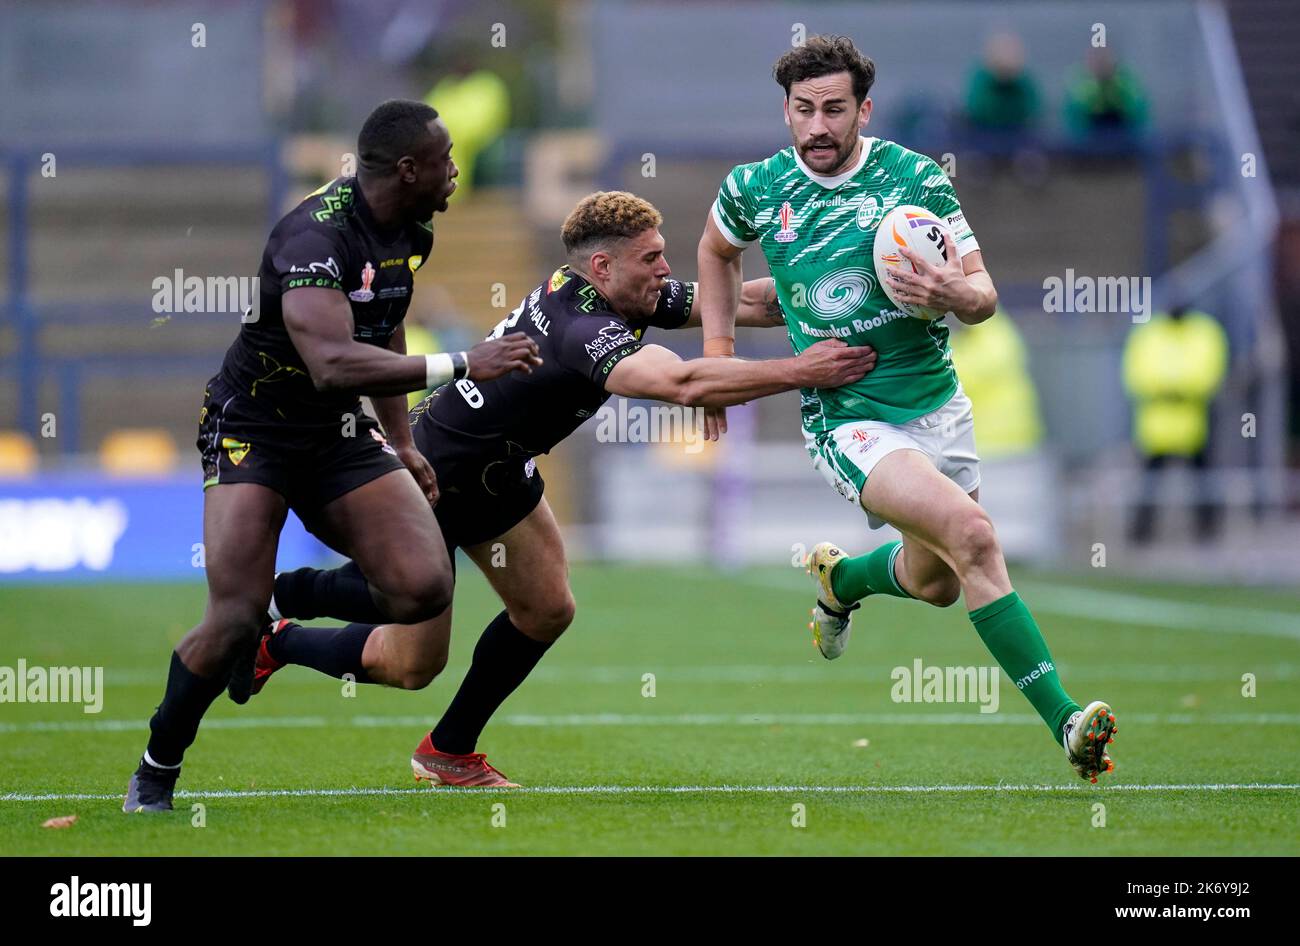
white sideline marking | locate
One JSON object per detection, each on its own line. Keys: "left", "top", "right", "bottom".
{"left": 4, "top": 711, "right": 1300, "bottom": 734}
{"left": 4, "top": 783, "right": 1299, "bottom": 803}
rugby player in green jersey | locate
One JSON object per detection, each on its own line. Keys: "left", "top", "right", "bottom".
{"left": 697, "top": 35, "right": 1116, "bottom": 782}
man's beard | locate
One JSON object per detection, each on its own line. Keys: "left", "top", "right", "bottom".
{"left": 799, "top": 134, "right": 856, "bottom": 172}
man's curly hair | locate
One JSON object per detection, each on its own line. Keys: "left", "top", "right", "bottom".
{"left": 773, "top": 34, "right": 875, "bottom": 104}
{"left": 561, "top": 191, "right": 663, "bottom": 258}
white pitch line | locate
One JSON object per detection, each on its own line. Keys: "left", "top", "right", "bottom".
{"left": 4, "top": 711, "right": 1300, "bottom": 734}
{"left": 3, "top": 783, "right": 1299, "bottom": 803}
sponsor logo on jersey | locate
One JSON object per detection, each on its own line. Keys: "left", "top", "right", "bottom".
{"left": 774, "top": 201, "right": 798, "bottom": 243}
{"left": 857, "top": 196, "right": 883, "bottom": 230}
{"left": 524, "top": 458, "right": 537, "bottom": 478}
{"left": 455, "top": 378, "right": 484, "bottom": 408}
{"left": 805, "top": 267, "right": 877, "bottom": 320}
{"left": 369, "top": 427, "right": 397, "bottom": 456}
{"left": 548, "top": 268, "right": 571, "bottom": 292}
{"left": 348, "top": 262, "right": 376, "bottom": 302}
{"left": 600, "top": 345, "right": 639, "bottom": 375}
{"left": 289, "top": 256, "right": 342, "bottom": 280}
{"left": 807, "top": 194, "right": 853, "bottom": 209}
{"left": 379, "top": 257, "right": 405, "bottom": 269}
{"left": 945, "top": 212, "right": 972, "bottom": 242}
{"left": 585, "top": 321, "right": 638, "bottom": 361}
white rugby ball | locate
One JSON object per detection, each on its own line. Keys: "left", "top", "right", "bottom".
{"left": 872, "top": 204, "right": 954, "bottom": 320}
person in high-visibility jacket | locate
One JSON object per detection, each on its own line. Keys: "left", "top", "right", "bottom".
{"left": 949, "top": 308, "right": 1043, "bottom": 459}
{"left": 425, "top": 65, "right": 510, "bottom": 199}
{"left": 1122, "top": 305, "right": 1228, "bottom": 543}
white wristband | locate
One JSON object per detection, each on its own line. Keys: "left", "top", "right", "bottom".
{"left": 425, "top": 353, "right": 455, "bottom": 389}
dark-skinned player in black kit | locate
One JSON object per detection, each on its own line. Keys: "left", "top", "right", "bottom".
{"left": 124, "top": 100, "right": 542, "bottom": 812}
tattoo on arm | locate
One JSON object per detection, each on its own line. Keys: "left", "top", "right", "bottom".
{"left": 763, "top": 279, "right": 784, "bottom": 323}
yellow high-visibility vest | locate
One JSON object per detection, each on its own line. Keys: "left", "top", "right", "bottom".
{"left": 949, "top": 311, "right": 1043, "bottom": 459}
{"left": 425, "top": 70, "right": 510, "bottom": 197}
{"left": 1121, "top": 311, "right": 1228, "bottom": 456}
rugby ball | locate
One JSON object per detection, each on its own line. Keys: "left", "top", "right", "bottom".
{"left": 872, "top": 204, "right": 953, "bottom": 320}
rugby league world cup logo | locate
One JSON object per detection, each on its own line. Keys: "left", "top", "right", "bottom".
{"left": 774, "top": 201, "right": 798, "bottom": 243}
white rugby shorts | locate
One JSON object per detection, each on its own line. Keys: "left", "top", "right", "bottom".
{"left": 804, "top": 387, "right": 981, "bottom": 529}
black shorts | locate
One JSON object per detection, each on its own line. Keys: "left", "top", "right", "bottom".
{"left": 430, "top": 456, "right": 545, "bottom": 556}
{"left": 411, "top": 406, "right": 546, "bottom": 553}
{"left": 197, "top": 374, "right": 406, "bottom": 513}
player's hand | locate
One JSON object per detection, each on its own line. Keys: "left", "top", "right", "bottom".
{"left": 794, "top": 338, "right": 877, "bottom": 389}
{"left": 703, "top": 407, "right": 728, "bottom": 441}
{"left": 467, "top": 333, "right": 544, "bottom": 382}
{"left": 887, "top": 231, "right": 969, "bottom": 316}
{"left": 396, "top": 442, "right": 439, "bottom": 507}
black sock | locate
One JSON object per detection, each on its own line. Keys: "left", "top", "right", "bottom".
{"left": 275, "top": 561, "right": 387, "bottom": 624}
{"left": 430, "top": 610, "right": 551, "bottom": 754}
{"left": 266, "top": 622, "right": 374, "bottom": 683}
{"left": 145, "top": 650, "right": 230, "bottom": 768}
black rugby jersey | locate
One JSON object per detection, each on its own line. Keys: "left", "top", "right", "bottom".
{"left": 218, "top": 176, "right": 434, "bottom": 424}
{"left": 410, "top": 266, "right": 694, "bottom": 479}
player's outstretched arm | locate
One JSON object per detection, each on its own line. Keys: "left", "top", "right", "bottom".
{"left": 283, "top": 287, "right": 541, "bottom": 396}
{"left": 605, "top": 340, "right": 876, "bottom": 409}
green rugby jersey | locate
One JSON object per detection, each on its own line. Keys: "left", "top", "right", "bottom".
{"left": 712, "top": 136, "right": 980, "bottom": 430}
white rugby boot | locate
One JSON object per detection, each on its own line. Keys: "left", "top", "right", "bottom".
{"left": 805, "top": 542, "right": 860, "bottom": 660}
{"left": 1062, "top": 700, "right": 1118, "bottom": 783}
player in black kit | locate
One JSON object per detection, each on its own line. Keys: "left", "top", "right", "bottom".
{"left": 123, "top": 100, "right": 542, "bottom": 812}
{"left": 240, "top": 191, "right": 877, "bottom": 786}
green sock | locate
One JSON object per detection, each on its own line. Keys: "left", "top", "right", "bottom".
{"left": 829, "top": 540, "right": 913, "bottom": 604}
{"left": 969, "top": 591, "right": 1080, "bottom": 742}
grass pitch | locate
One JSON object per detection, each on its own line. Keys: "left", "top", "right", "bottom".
{"left": 2, "top": 564, "right": 1298, "bottom": 855}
